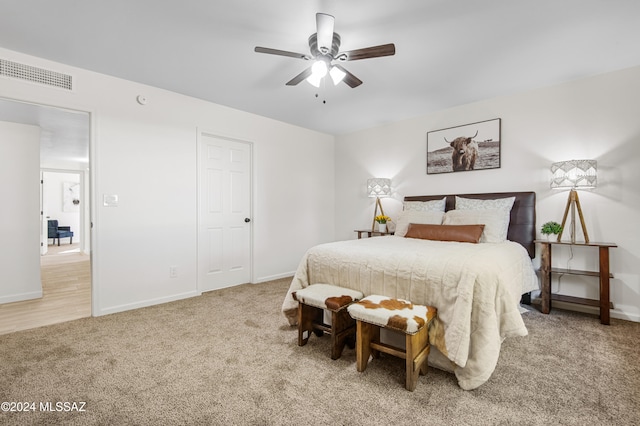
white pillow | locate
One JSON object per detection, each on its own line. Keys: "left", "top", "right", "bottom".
{"left": 395, "top": 210, "right": 444, "bottom": 237}
{"left": 403, "top": 197, "right": 446, "bottom": 212}
{"left": 455, "top": 196, "right": 515, "bottom": 211}
{"left": 442, "top": 209, "right": 511, "bottom": 243}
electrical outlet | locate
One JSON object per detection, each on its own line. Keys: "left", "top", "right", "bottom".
{"left": 169, "top": 266, "right": 178, "bottom": 278}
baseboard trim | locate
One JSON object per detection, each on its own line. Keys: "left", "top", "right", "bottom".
{"left": 95, "top": 290, "right": 200, "bottom": 317}
{"left": 254, "top": 272, "right": 295, "bottom": 284}
{"left": 0, "top": 290, "right": 43, "bottom": 305}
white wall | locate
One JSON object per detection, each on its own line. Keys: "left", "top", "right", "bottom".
{"left": 0, "top": 121, "right": 42, "bottom": 303}
{"left": 0, "top": 47, "right": 335, "bottom": 316}
{"left": 335, "top": 66, "right": 640, "bottom": 322}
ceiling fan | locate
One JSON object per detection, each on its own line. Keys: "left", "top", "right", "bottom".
{"left": 254, "top": 13, "right": 395, "bottom": 88}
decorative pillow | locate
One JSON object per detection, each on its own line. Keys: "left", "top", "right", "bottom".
{"left": 403, "top": 197, "right": 446, "bottom": 212}
{"left": 442, "top": 209, "right": 511, "bottom": 243}
{"left": 394, "top": 210, "right": 444, "bottom": 237}
{"left": 405, "top": 224, "right": 485, "bottom": 243}
{"left": 455, "top": 196, "right": 515, "bottom": 211}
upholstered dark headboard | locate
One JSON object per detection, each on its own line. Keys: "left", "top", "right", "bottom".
{"left": 404, "top": 191, "right": 536, "bottom": 258}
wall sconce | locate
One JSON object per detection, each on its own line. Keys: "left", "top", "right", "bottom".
{"left": 367, "top": 178, "right": 391, "bottom": 232}
{"left": 550, "top": 159, "right": 597, "bottom": 243}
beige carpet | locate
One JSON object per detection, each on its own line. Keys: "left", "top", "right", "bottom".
{"left": 1, "top": 278, "right": 638, "bottom": 425}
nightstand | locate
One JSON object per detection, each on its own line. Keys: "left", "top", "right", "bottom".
{"left": 355, "top": 229, "right": 394, "bottom": 239}
{"left": 535, "top": 240, "right": 617, "bottom": 324}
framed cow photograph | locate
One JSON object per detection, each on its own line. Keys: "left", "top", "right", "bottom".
{"left": 426, "top": 118, "right": 501, "bottom": 174}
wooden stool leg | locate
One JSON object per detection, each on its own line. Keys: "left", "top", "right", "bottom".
{"left": 356, "top": 321, "right": 375, "bottom": 372}
{"left": 330, "top": 309, "right": 356, "bottom": 360}
{"left": 298, "top": 304, "right": 322, "bottom": 346}
{"left": 297, "top": 303, "right": 310, "bottom": 346}
{"left": 405, "top": 327, "right": 430, "bottom": 392}
{"left": 415, "top": 326, "right": 430, "bottom": 376}
{"left": 370, "top": 324, "right": 381, "bottom": 360}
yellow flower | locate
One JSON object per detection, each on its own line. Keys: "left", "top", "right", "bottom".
{"left": 374, "top": 215, "right": 391, "bottom": 224}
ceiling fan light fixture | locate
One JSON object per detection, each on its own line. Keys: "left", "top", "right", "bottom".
{"left": 306, "top": 73, "right": 322, "bottom": 87}
{"left": 329, "top": 65, "right": 346, "bottom": 85}
{"left": 306, "top": 59, "right": 329, "bottom": 87}
{"left": 255, "top": 13, "right": 395, "bottom": 89}
{"left": 311, "top": 60, "right": 328, "bottom": 78}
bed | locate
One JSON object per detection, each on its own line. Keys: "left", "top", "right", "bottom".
{"left": 282, "top": 191, "right": 538, "bottom": 390}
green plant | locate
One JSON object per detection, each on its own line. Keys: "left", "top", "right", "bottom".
{"left": 541, "top": 221, "right": 563, "bottom": 235}
{"left": 374, "top": 215, "right": 391, "bottom": 224}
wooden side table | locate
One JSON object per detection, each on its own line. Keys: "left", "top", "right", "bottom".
{"left": 536, "top": 240, "right": 617, "bottom": 325}
{"left": 355, "top": 229, "right": 394, "bottom": 239}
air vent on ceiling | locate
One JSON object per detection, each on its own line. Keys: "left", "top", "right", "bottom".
{"left": 0, "top": 58, "right": 73, "bottom": 90}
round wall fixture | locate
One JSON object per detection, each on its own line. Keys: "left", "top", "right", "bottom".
{"left": 136, "top": 95, "right": 148, "bottom": 105}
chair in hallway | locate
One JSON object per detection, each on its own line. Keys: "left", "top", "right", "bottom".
{"left": 47, "top": 220, "right": 74, "bottom": 246}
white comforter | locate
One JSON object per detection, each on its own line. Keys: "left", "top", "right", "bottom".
{"left": 282, "top": 236, "right": 539, "bottom": 390}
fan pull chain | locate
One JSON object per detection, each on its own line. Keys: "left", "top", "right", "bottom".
{"left": 314, "top": 93, "right": 327, "bottom": 104}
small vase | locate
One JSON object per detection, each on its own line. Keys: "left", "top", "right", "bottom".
{"left": 379, "top": 223, "right": 387, "bottom": 233}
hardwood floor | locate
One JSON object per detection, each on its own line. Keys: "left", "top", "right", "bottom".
{"left": 0, "top": 243, "right": 91, "bottom": 335}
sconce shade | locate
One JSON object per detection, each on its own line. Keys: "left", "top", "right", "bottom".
{"left": 367, "top": 178, "right": 391, "bottom": 198}
{"left": 550, "top": 160, "right": 597, "bottom": 189}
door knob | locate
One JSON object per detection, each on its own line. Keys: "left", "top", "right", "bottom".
{"left": 244, "top": 218, "right": 251, "bottom": 223}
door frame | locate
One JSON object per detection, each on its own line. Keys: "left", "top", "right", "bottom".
{"left": 0, "top": 95, "right": 96, "bottom": 316}
{"left": 41, "top": 168, "right": 87, "bottom": 253}
{"left": 196, "top": 129, "right": 254, "bottom": 293}
{"left": 40, "top": 170, "right": 48, "bottom": 256}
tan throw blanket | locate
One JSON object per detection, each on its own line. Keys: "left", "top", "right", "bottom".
{"left": 281, "top": 236, "right": 539, "bottom": 390}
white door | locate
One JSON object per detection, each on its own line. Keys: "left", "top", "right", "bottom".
{"left": 198, "top": 133, "right": 252, "bottom": 292}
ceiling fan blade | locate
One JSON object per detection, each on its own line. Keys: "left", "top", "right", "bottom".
{"left": 286, "top": 67, "right": 314, "bottom": 86}
{"left": 334, "top": 64, "right": 362, "bottom": 88}
{"left": 316, "top": 13, "right": 335, "bottom": 53}
{"left": 254, "top": 46, "right": 310, "bottom": 60}
{"left": 341, "top": 43, "right": 396, "bottom": 61}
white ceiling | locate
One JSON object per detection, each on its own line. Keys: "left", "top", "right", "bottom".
{"left": 0, "top": 98, "right": 89, "bottom": 165}
{"left": 1, "top": 0, "right": 640, "bottom": 143}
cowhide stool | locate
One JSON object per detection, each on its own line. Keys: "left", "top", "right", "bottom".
{"left": 292, "top": 284, "right": 364, "bottom": 360}
{"left": 347, "top": 295, "right": 437, "bottom": 391}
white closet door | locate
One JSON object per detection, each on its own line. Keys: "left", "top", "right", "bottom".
{"left": 198, "top": 133, "right": 252, "bottom": 292}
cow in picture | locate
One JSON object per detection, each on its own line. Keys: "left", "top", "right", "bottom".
{"left": 446, "top": 130, "right": 478, "bottom": 172}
